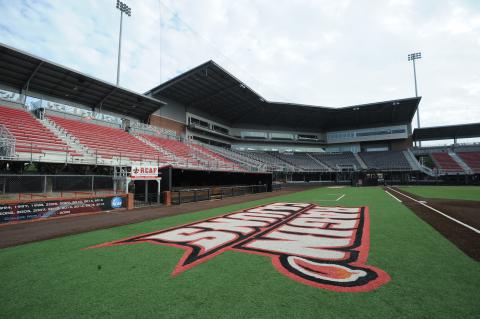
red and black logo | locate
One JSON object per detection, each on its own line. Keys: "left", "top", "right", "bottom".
{"left": 89, "top": 203, "right": 390, "bottom": 292}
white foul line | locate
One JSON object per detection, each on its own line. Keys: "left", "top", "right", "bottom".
{"left": 384, "top": 190, "right": 402, "bottom": 202}
{"left": 336, "top": 194, "right": 346, "bottom": 201}
{"left": 387, "top": 187, "right": 480, "bottom": 234}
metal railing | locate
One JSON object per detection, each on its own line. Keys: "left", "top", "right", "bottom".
{"left": 0, "top": 124, "right": 15, "bottom": 158}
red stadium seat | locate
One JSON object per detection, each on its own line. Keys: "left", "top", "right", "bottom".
{"left": 0, "top": 105, "right": 75, "bottom": 155}
{"left": 48, "top": 115, "right": 168, "bottom": 163}
{"left": 430, "top": 153, "right": 463, "bottom": 172}
{"left": 140, "top": 134, "right": 242, "bottom": 170}
{"left": 457, "top": 152, "right": 480, "bottom": 173}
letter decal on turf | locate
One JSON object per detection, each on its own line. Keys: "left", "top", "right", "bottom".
{"left": 89, "top": 203, "right": 390, "bottom": 292}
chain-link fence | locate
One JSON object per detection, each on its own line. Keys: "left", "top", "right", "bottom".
{"left": 0, "top": 174, "right": 118, "bottom": 201}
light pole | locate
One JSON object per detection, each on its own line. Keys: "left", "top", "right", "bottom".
{"left": 408, "top": 52, "right": 422, "bottom": 146}
{"left": 115, "top": 0, "right": 132, "bottom": 86}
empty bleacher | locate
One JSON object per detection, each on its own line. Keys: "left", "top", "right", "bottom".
{"left": 48, "top": 115, "right": 166, "bottom": 163}
{"left": 310, "top": 152, "right": 360, "bottom": 170}
{"left": 0, "top": 105, "right": 80, "bottom": 158}
{"left": 204, "top": 145, "right": 267, "bottom": 171}
{"left": 359, "top": 151, "right": 412, "bottom": 170}
{"left": 220, "top": 150, "right": 420, "bottom": 172}
{"left": 430, "top": 152, "right": 464, "bottom": 173}
{"left": 140, "top": 134, "right": 203, "bottom": 167}
{"left": 188, "top": 143, "right": 242, "bottom": 170}
{"left": 243, "top": 151, "right": 296, "bottom": 171}
{"left": 275, "top": 153, "right": 327, "bottom": 171}
{"left": 457, "top": 152, "right": 480, "bottom": 173}
{"left": 140, "top": 134, "right": 241, "bottom": 170}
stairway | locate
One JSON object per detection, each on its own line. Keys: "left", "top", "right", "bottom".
{"left": 131, "top": 133, "right": 176, "bottom": 165}
{"left": 39, "top": 117, "right": 97, "bottom": 163}
{"left": 306, "top": 153, "right": 332, "bottom": 171}
{"left": 403, "top": 150, "right": 421, "bottom": 170}
{"left": 449, "top": 152, "right": 473, "bottom": 174}
{"left": 403, "top": 149, "right": 435, "bottom": 176}
{"left": 353, "top": 152, "right": 368, "bottom": 169}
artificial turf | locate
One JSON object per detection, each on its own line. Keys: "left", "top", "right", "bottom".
{"left": 1, "top": 187, "right": 479, "bottom": 318}
{"left": 399, "top": 185, "right": 480, "bottom": 201}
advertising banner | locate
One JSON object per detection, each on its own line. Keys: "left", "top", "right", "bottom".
{"left": 0, "top": 195, "right": 127, "bottom": 223}
{"left": 131, "top": 165, "right": 159, "bottom": 179}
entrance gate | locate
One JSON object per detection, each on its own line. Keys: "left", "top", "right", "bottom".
{"left": 113, "top": 165, "right": 162, "bottom": 206}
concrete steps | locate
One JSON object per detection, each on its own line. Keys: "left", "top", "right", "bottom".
{"left": 354, "top": 152, "right": 368, "bottom": 169}
{"left": 306, "top": 153, "right": 332, "bottom": 171}
{"left": 450, "top": 152, "right": 473, "bottom": 174}
{"left": 39, "top": 118, "right": 97, "bottom": 164}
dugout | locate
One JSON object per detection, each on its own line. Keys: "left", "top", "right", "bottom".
{"left": 159, "top": 166, "right": 272, "bottom": 191}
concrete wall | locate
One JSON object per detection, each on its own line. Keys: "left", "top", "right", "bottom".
{"left": 149, "top": 115, "right": 186, "bottom": 135}
{"left": 152, "top": 97, "right": 187, "bottom": 124}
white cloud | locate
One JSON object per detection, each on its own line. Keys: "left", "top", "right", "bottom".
{"left": 0, "top": 0, "right": 479, "bottom": 132}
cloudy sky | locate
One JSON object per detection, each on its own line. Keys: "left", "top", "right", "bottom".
{"left": 1, "top": 0, "right": 479, "bottom": 132}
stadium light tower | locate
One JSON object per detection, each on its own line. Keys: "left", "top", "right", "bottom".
{"left": 115, "top": 0, "right": 132, "bottom": 86}
{"left": 408, "top": 52, "right": 422, "bottom": 146}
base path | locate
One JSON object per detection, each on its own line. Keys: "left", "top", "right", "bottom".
{"left": 386, "top": 187, "right": 480, "bottom": 261}
{"left": 0, "top": 187, "right": 313, "bottom": 249}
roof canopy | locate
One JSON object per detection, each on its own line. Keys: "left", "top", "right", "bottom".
{"left": 0, "top": 43, "right": 165, "bottom": 120}
{"left": 147, "top": 60, "right": 420, "bottom": 131}
{"left": 413, "top": 123, "right": 480, "bottom": 141}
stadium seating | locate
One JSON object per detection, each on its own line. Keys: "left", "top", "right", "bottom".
{"left": 222, "top": 150, "right": 420, "bottom": 172}
{"left": 359, "top": 151, "right": 412, "bottom": 170}
{"left": 188, "top": 143, "right": 242, "bottom": 170}
{"left": 309, "top": 152, "right": 360, "bottom": 170}
{"left": 430, "top": 152, "right": 464, "bottom": 173}
{"left": 457, "top": 152, "right": 480, "bottom": 173}
{"left": 48, "top": 115, "right": 166, "bottom": 163}
{"left": 140, "top": 134, "right": 203, "bottom": 167}
{"left": 242, "top": 151, "right": 296, "bottom": 170}
{"left": 204, "top": 145, "right": 267, "bottom": 170}
{"left": 275, "top": 153, "right": 327, "bottom": 171}
{"left": 140, "top": 134, "right": 241, "bottom": 170}
{"left": 0, "top": 105, "right": 79, "bottom": 156}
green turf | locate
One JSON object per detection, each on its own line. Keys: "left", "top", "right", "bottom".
{"left": 1, "top": 187, "right": 479, "bottom": 318}
{"left": 399, "top": 185, "right": 480, "bottom": 201}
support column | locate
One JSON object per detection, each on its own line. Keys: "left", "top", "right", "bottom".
{"left": 145, "top": 180, "right": 149, "bottom": 203}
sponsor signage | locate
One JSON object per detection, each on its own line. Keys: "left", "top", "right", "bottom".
{"left": 131, "top": 165, "right": 159, "bottom": 179}
{"left": 0, "top": 196, "right": 126, "bottom": 223}
{"left": 91, "top": 202, "right": 390, "bottom": 292}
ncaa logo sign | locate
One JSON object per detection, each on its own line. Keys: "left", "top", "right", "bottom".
{"left": 111, "top": 197, "right": 123, "bottom": 209}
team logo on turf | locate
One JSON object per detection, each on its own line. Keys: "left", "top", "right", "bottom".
{"left": 90, "top": 203, "right": 390, "bottom": 292}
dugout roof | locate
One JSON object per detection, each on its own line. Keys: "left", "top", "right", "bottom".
{"left": 147, "top": 60, "right": 420, "bottom": 130}
{"left": 0, "top": 43, "right": 165, "bottom": 120}
{"left": 413, "top": 123, "right": 480, "bottom": 141}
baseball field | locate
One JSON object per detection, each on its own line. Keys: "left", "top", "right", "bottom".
{"left": 1, "top": 186, "right": 479, "bottom": 318}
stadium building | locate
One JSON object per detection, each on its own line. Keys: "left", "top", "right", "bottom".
{"left": 0, "top": 43, "right": 479, "bottom": 204}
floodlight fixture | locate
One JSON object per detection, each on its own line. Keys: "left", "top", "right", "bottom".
{"left": 407, "top": 52, "right": 422, "bottom": 61}
{"left": 408, "top": 51, "right": 423, "bottom": 145}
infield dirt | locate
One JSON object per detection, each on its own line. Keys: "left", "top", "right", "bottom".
{"left": 389, "top": 187, "right": 480, "bottom": 261}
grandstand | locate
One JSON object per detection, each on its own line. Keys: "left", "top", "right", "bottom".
{"left": 48, "top": 115, "right": 165, "bottom": 164}
{"left": 275, "top": 152, "right": 328, "bottom": 171}
{"left": 0, "top": 105, "right": 81, "bottom": 161}
{"left": 359, "top": 151, "right": 413, "bottom": 171}
{"left": 457, "top": 152, "right": 480, "bottom": 173}
{"left": 1, "top": 42, "right": 480, "bottom": 205}
{"left": 310, "top": 152, "right": 363, "bottom": 171}
{"left": 430, "top": 153, "right": 464, "bottom": 173}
